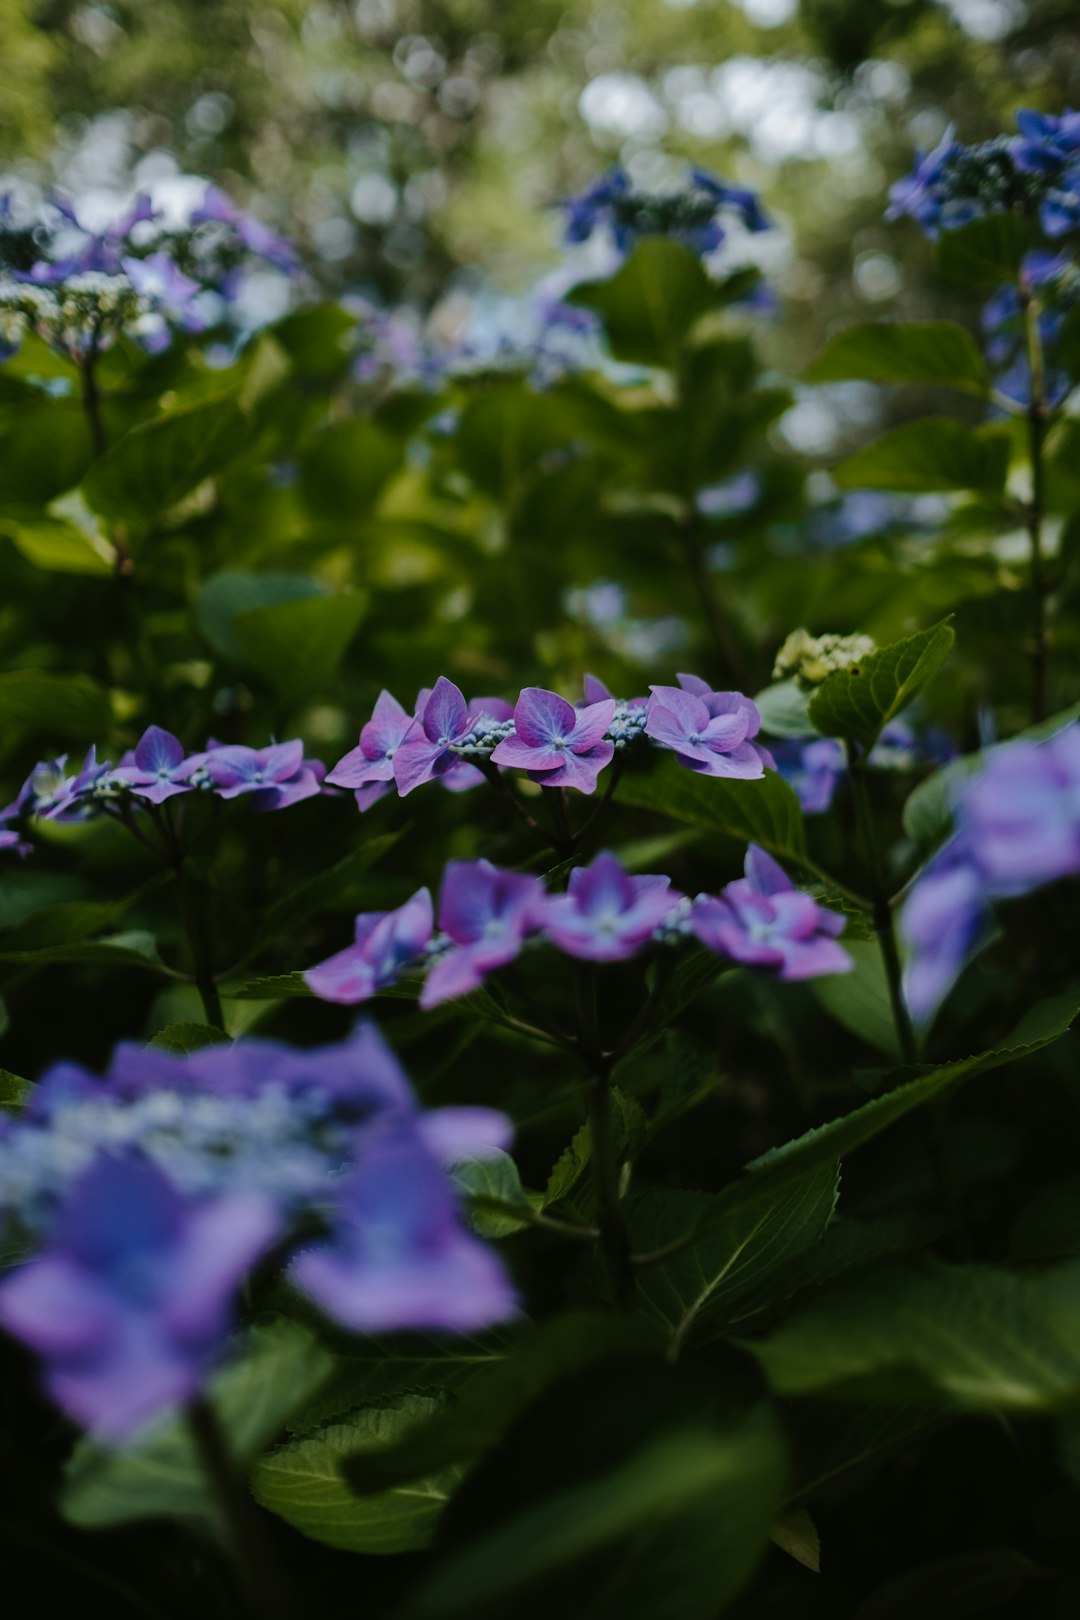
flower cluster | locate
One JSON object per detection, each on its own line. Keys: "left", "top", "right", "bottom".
{"left": 1, "top": 727, "right": 325, "bottom": 852}
{"left": 981, "top": 249, "right": 1079, "bottom": 408}
{"left": 0, "top": 184, "right": 300, "bottom": 362}
{"left": 772, "top": 721, "right": 956, "bottom": 815}
{"left": 888, "top": 109, "right": 1080, "bottom": 239}
{"left": 900, "top": 723, "right": 1080, "bottom": 1022}
{"left": 328, "top": 673, "right": 771, "bottom": 810}
{"left": 304, "top": 847, "right": 850, "bottom": 1009}
{"left": 0, "top": 1026, "right": 514, "bottom": 1441}
{"left": 773, "top": 629, "right": 877, "bottom": 689}
{"left": 563, "top": 165, "right": 770, "bottom": 258}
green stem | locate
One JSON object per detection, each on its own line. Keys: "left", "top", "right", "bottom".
{"left": 847, "top": 750, "right": 917, "bottom": 1066}
{"left": 78, "top": 344, "right": 132, "bottom": 580}
{"left": 171, "top": 854, "right": 225, "bottom": 1029}
{"left": 679, "top": 517, "right": 744, "bottom": 687}
{"left": 1022, "top": 291, "right": 1049, "bottom": 724}
{"left": 542, "top": 785, "right": 576, "bottom": 859}
{"left": 576, "top": 965, "right": 636, "bottom": 1311}
{"left": 186, "top": 1396, "right": 293, "bottom": 1620}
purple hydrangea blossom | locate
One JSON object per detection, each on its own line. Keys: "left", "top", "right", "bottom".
{"left": 288, "top": 1121, "right": 516, "bottom": 1334}
{"left": 110, "top": 726, "right": 207, "bottom": 805}
{"left": 121, "top": 252, "right": 207, "bottom": 332}
{"left": 645, "top": 677, "right": 771, "bottom": 779}
{"left": 392, "top": 677, "right": 474, "bottom": 796}
{"left": 900, "top": 724, "right": 1080, "bottom": 1024}
{"left": 490, "top": 688, "right": 615, "bottom": 794}
{"left": 326, "top": 689, "right": 418, "bottom": 811}
{"left": 0, "top": 1154, "right": 278, "bottom": 1442}
{"left": 420, "top": 861, "right": 544, "bottom": 1008}
{"left": 303, "top": 888, "right": 434, "bottom": 1004}
{"left": 537, "top": 852, "right": 680, "bottom": 962}
{"left": 563, "top": 164, "right": 770, "bottom": 258}
{"left": 204, "top": 740, "right": 324, "bottom": 810}
{"left": 691, "top": 846, "right": 851, "bottom": 980}
{"left": 771, "top": 738, "right": 846, "bottom": 813}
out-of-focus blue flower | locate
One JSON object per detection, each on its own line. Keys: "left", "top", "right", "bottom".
{"left": 537, "top": 851, "right": 680, "bottom": 963}
{"left": 303, "top": 889, "right": 435, "bottom": 1004}
{"left": 420, "top": 861, "right": 543, "bottom": 1008}
{"left": 563, "top": 165, "right": 771, "bottom": 260}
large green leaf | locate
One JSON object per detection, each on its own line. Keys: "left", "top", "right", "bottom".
{"left": 453, "top": 1150, "right": 540, "bottom": 1238}
{"left": 752, "top": 680, "right": 817, "bottom": 739}
{"left": 299, "top": 418, "right": 404, "bottom": 518}
{"left": 61, "top": 1322, "right": 334, "bottom": 1528}
{"left": 933, "top": 215, "right": 1032, "bottom": 289}
{"left": 0, "top": 401, "right": 94, "bottom": 510}
{"left": 832, "top": 419, "right": 1010, "bottom": 494}
{"left": 83, "top": 394, "right": 249, "bottom": 524}
{"left": 0, "top": 670, "right": 111, "bottom": 743}
{"left": 251, "top": 1396, "right": 464, "bottom": 1554}
{"left": 285, "top": 1329, "right": 519, "bottom": 1427}
{"left": 631, "top": 1163, "right": 840, "bottom": 1353}
{"left": 653, "top": 991, "right": 1078, "bottom": 1255}
{"left": 804, "top": 322, "right": 990, "bottom": 396}
{"left": 0, "top": 929, "right": 169, "bottom": 974}
{"left": 812, "top": 938, "right": 902, "bottom": 1058}
{"left": 617, "top": 756, "right": 807, "bottom": 864}
{"left": 568, "top": 237, "right": 731, "bottom": 369}
{"left": 0, "top": 516, "right": 113, "bottom": 575}
{"left": 401, "top": 1361, "right": 788, "bottom": 1620}
{"left": 745, "top": 1257, "right": 1080, "bottom": 1412}
{"left": 195, "top": 569, "right": 324, "bottom": 664}
{"left": 234, "top": 591, "right": 366, "bottom": 697}
{"left": 807, "top": 618, "right": 955, "bottom": 749}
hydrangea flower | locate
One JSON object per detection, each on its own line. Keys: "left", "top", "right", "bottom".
{"left": 420, "top": 861, "right": 544, "bottom": 1008}
{"left": 289, "top": 1122, "right": 516, "bottom": 1333}
{"left": 691, "top": 846, "right": 851, "bottom": 980}
{"left": 900, "top": 724, "right": 1080, "bottom": 1023}
{"left": 771, "top": 737, "right": 846, "bottom": 814}
{"left": 391, "top": 677, "right": 475, "bottom": 796}
{"left": 490, "top": 688, "right": 615, "bottom": 794}
{"left": 110, "top": 726, "right": 207, "bottom": 805}
{"left": 327, "top": 689, "right": 420, "bottom": 810}
{"left": 537, "top": 852, "right": 680, "bottom": 962}
{"left": 303, "top": 889, "right": 434, "bottom": 1003}
{"left": 205, "top": 741, "right": 324, "bottom": 810}
{"left": 0, "top": 1026, "right": 515, "bottom": 1433}
{"left": 563, "top": 165, "right": 770, "bottom": 259}
{"left": 0, "top": 1154, "right": 279, "bottom": 1442}
{"left": 645, "top": 678, "right": 770, "bottom": 779}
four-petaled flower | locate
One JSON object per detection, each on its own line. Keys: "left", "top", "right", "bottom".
{"left": 205, "top": 741, "right": 323, "bottom": 810}
{"left": 645, "top": 676, "right": 770, "bottom": 779}
{"left": 326, "top": 689, "right": 418, "bottom": 811}
{"left": 691, "top": 846, "right": 850, "bottom": 980}
{"left": 420, "top": 861, "right": 543, "bottom": 1007}
{"left": 0, "top": 1154, "right": 278, "bottom": 1442}
{"left": 392, "top": 677, "right": 473, "bottom": 797}
{"left": 491, "top": 687, "right": 615, "bottom": 794}
{"left": 538, "top": 852, "right": 680, "bottom": 962}
{"left": 112, "top": 726, "right": 206, "bottom": 805}
{"left": 304, "top": 888, "right": 434, "bottom": 1003}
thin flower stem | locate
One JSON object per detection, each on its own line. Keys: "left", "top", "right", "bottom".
{"left": 576, "top": 755, "right": 625, "bottom": 842}
{"left": 1022, "top": 290, "right": 1050, "bottom": 724}
{"left": 847, "top": 748, "right": 918, "bottom": 1067}
{"left": 543, "top": 785, "right": 577, "bottom": 859}
{"left": 156, "top": 803, "right": 225, "bottom": 1029}
{"left": 477, "top": 762, "right": 554, "bottom": 847}
{"left": 575, "top": 964, "right": 636, "bottom": 1311}
{"left": 78, "top": 342, "right": 133, "bottom": 580}
{"left": 679, "top": 516, "right": 745, "bottom": 687}
{"left": 186, "top": 1395, "right": 295, "bottom": 1620}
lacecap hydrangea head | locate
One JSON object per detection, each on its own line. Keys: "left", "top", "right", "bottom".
{"left": 773, "top": 629, "right": 876, "bottom": 689}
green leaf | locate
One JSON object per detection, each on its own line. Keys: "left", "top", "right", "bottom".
{"left": 286, "top": 1330, "right": 519, "bottom": 1426}
{"left": 196, "top": 569, "right": 324, "bottom": 665}
{"left": 663, "top": 991, "right": 1078, "bottom": 1254}
{"left": 227, "top": 971, "right": 314, "bottom": 1000}
{"left": 0, "top": 929, "right": 168, "bottom": 973}
{"left": 568, "top": 237, "right": 731, "bottom": 369}
{"left": 618, "top": 755, "right": 807, "bottom": 864}
{"left": 752, "top": 680, "right": 818, "bottom": 739}
{"left": 61, "top": 1322, "right": 334, "bottom": 1527}
{"left": 251, "top": 1396, "right": 464, "bottom": 1554}
{"left": 745, "top": 1256, "right": 1080, "bottom": 1413}
{"left": 647, "top": 1031, "right": 722, "bottom": 1137}
{"left": 269, "top": 302, "right": 357, "bottom": 378}
{"left": 770, "top": 1506, "right": 821, "bottom": 1574}
{"left": 341, "top": 1313, "right": 664, "bottom": 1496}
{"left": 807, "top": 618, "right": 955, "bottom": 749}
{"left": 832, "top": 420, "right": 1010, "bottom": 494}
{"left": 147, "top": 1022, "right": 230, "bottom": 1054}
{"left": 542, "top": 1089, "right": 647, "bottom": 1208}
{"left": 631, "top": 1164, "right": 840, "bottom": 1354}
{"left": 453, "top": 1151, "right": 539, "bottom": 1238}
{"left": 235, "top": 832, "right": 399, "bottom": 968}
{"left": 0, "top": 1068, "right": 31, "bottom": 1110}
{"left": 234, "top": 591, "right": 366, "bottom": 697}
{"left": 804, "top": 322, "right": 990, "bottom": 396}
{"left": 299, "top": 418, "right": 403, "bottom": 518}
{"left": 0, "top": 670, "right": 111, "bottom": 744}
{"left": 933, "top": 214, "right": 1032, "bottom": 289}
{"left": 1, "top": 516, "right": 113, "bottom": 575}
{"left": 401, "top": 1364, "right": 788, "bottom": 1620}
{"left": 812, "top": 939, "right": 902, "bottom": 1059}
{"left": 0, "top": 400, "right": 93, "bottom": 509}
{"left": 83, "top": 394, "right": 249, "bottom": 524}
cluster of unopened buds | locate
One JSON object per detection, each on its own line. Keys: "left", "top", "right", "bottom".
{"left": 327, "top": 671, "right": 774, "bottom": 808}
{"left": 303, "top": 846, "right": 852, "bottom": 1009}
{"left": 772, "top": 629, "right": 877, "bottom": 689}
